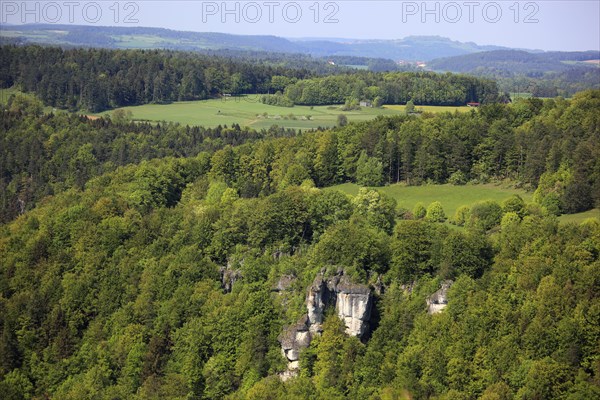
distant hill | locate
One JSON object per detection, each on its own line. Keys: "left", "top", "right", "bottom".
{"left": 292, "top": 35, "right": 509, "bottom": 60}
{"left": 428, "top": 49, "right": 600, "bottom": 75}
{"left": 428, "top": 49, "right": 600, "bottom": 97}
{"left": 1, "top": 24, "right": 511, "bottom": 61}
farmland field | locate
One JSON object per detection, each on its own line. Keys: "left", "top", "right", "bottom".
{"left": 96, "top": 97, "right": 471, "bottom": 129}
{"left": 327, "top": 182, "right": 533, "bottom": 218}
{"left": 559, "top": 208, "right": 600, "bottom": 224}
{"left": 383, "top": 104, "right": 471, "bottom": 113}
{"left": 330, "top": 182, "right": 600, "bottom": 224}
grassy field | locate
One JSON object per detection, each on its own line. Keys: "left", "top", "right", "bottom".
{"left": 329, "top": 182, "right": 600, "bottom": 224}
{"left": 96, "top": 97, "right": 471, "bottom": 130}
{"left": 383, "top": 104, "right": 471, "bottom": 114}
{"left": 559, "top": 209, "right": 600, "bottom": 224}
{"left": 327, "top": 182, "right": 533, "bottom": 218}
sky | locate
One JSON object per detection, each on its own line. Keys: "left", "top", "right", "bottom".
{"left": 1, "top": 1, "right": 599, "bottom": 51}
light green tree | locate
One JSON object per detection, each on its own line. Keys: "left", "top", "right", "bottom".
{"left": 425, "top": 201, "right": 446, "bottom": 222}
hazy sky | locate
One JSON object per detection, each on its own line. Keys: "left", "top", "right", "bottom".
{"left": 2, "top": 1, "right": 599, "bottom": 51}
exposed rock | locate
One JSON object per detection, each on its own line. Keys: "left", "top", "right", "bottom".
{"left": 273, "top": 274, "right": 296, "bottom": 293}
{"left": 279, "top": 315, "right": 311, "bottom": 363}
{"left": 306, "top": 274, "right": 333, "bottom": 333}
{"left": 426, "top": 280, "right": 453, "bottom": 314}
{"left": 336, "top": 280, "right": 372, "bottom": 337}
{"left": 306, "top": 272, "right": 372, "bottom": 337}
{"left": 220, "top": 264, "right": 241, "bottom": 293}
{"left": 279, "top": 270, "right": 374, "bottom": 379}
{"left": 278, "top": 315, "right": 311, "bottom": 381}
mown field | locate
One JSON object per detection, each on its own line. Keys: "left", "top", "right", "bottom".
{"left": 559, "top": 208, "right": 600, "bottom": 224}
{"left": 96, "top": 97, "right": 470, "bottom": 129}
{"left": 329, "top": 182, "right": 600, "bottom": 224}
{"left": 2, "top": 87, "right": 471, "bottom": 129}
{"left": 328, "top": 182, "right": 533, "bottom": 218}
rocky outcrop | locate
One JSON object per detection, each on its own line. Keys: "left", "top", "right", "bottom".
{"left": 306, "top": 272, "right": 372, "bottom": 336}
{"left": 426, "top": 280, "right": 453, "bottom": 314}
{"left": 278, "top": 315, "right": 311, "bottom": 381}
{"left": 279, "top": 271, "right": 374, "bottom": 379}
{"left": 220, "top": 264, "right": 241, "bottom": 293}
{"left": 273, "top": 274, "right": 296, "bottom": 293}
{"left": 336, "top": 281, "right": 372, "bottom": 337}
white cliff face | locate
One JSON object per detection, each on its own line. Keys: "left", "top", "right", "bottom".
{"left": 279, "top": 271, "right": 374, "bottom": 379}
{"left": 279, "top": 272, "right": 372, "bottom": 380}
{"left": 279, "top": 316, "right": 312, "bottom": 380}
{"left": 306, "top": 281, "right": 326, "bottom": 333}
{"left": 306, "top": 273, "right": 372, "bottom": 338}
{"left": 426, "top": 280, "right": 453, "bottom": 314}
{"left": 336, "top": 291, "right": 372, "bottom": 337}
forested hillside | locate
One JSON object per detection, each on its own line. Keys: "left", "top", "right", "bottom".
{"left": 429, "top": 50, "right": 600, "bottom": 97}
{"left": 0, "top": 24, "right": 509, "bottom": 60}
{"left": 1, "top": 91, "right": 600, "bottom": 399}
{"left": 0, "top": 80, "right": 600, "bottom": 399}
{"left": 2, "top": 90, "right": 599, "bottom": 225}
{"left": 0, "top": 46, "right": 499, "bottom": 112}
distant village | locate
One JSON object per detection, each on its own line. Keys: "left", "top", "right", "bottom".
{"left": 397, "top": 60, "right": 428, "bottom": 68}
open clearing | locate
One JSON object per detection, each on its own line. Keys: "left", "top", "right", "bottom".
{"left": 2, "top": 87, "right": 471, "bottom": 130}
{"left": 96, "top": 97, "right": 470, "bottom": 130}
{"left": 327, "top": 182, "right": 533, "bottom": 218}
{"left": 330, "top": 182, "right": 599, "bottom": 224}
{"left": 559, "top": 209, "right": 600, "bottom": 224}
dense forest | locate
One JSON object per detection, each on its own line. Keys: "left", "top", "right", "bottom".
{"left": 0, "top": 46, "right": 499, "bottom": 112}
{"left": 0, "top": 46, "right": 313, "bottom": 112}
{"left": 1, "top": 89, "right": 600, "bottom": 399}
{"left": 277, "top": 72, "right": 499, "bottom": 106}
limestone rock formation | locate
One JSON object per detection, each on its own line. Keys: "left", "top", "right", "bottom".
{"left": 426, "top": 280, "right": 453, "bottom": 314}
{"left": 279, "top": 271, "right": 374, "bottom": 379}
{"left": 220, "top": 264, "right": 241, "bottom": 293}
{"left": 306, "top": 272, "right": 372, "bottom": 336}
{"left": 279, "top": 315, "right": 311, "bottom": 362}
{"left": 278, "top": 315, "right": 311, "bottom": 380}
{"left": 273, "top": 274, "right": 296, "bottom": 293}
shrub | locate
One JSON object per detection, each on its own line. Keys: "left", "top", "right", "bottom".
{"left": 413, "top": 202, "right": 426, "bottom": 219}
{"left": 451, "top": 205, "right": 470, "bottom": 226}
{"left": 425, "top": 201, "right": 446, "bottom": 222}
{"left": 467, "top": 200, "right": 502, "bottom": 231}
{"left": 448, "top": 171, "right": 467, "bottom": 185}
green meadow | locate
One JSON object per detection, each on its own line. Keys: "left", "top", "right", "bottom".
{"left": 329, "top": 182, "right": 599, "bottom": 224}
{"left": 559, "top": 208, "right": 600, "bottom": 224}
{"left": 97, "top": 97, "right": 470, "bottom": 130}
{"left": 328, "top": 182, "right": 533, "bottom": 218}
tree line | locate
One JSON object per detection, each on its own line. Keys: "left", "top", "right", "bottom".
{"left": 0, "top": 94, "right": 302, "bottom": 223}
{"left": 280, "top": 71, "right": 500, "bottom": 106}
{"left": 0, "top": 46, "right": 314, "bottom": 112}
{"left": 1, "top": 45, "right": 500, "bottom": 112}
